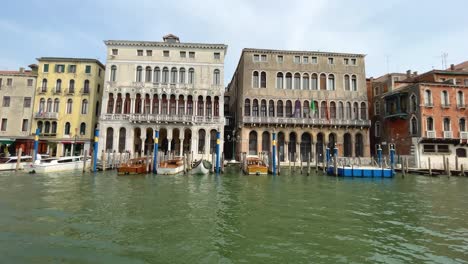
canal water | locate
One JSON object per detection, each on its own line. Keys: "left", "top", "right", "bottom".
{"left": 0, "top": 168, "right": 467, "bottom": 263}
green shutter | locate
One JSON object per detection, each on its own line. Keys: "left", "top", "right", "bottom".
{"left": 44, "top": 64, "right": 49, "bottom": 73}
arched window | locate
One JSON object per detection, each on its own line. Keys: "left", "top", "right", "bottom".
{"left": 46, "top": 98, "right": 52, "bottom": 112}
{"left": 277, "top": 100, "right": 284, "bottom": 117}
{"left": 95, "top": 101, "right": 100, "bottom": 117}
{"left": 37, "top": 121, "right": 43, "bottom": 133}
{"left": 276, "top": 72, "right": 284, "bottom": 89}
{"left": 244, "top": 99, "right": 251, "bottom": 116}
{"left": 41, "top": 78, "right": 47, "bottom": 92}
{"left": 344, "top": 133, "right": 352, "bottom": 157}
{"left": 170, "top": 67, "right": 177, "bottom": 83}
{"left": 179, "top": 68, "right": 186, "bottom": 83}
{"left": 39, "top": 98, "right": 45, "bottom": 112}
{"left": 346, "top": 102, "right": 351, "bottom": 119}
{"left": 115, "top": 94, "right": 122, "bottom": 114}
{"left": 351, "top": 75, "right": 357, "bottom": 91}
{"left": 328, "top": 74, "right": 335, "bottom": 90}
{"left": 135, "top": 94, "right": 142, "bottom": 114}
{"left": 312, "top": 101, "right": 319, "bottom": 118}
{"left": 320, "top": 101, "right": 327, "bottom": 119}
{"left": 320, "top": 73, "right": 326, "bottom": 90}
{"left": 260, "top": 100, "right": 267, "bottom": 117}
{"left": 118, "top": 128, "right": 126, "bottom": 152}
{"left": 252, "top": 99, "right": 259, "bottom": 117}
{"left": 286, "top": 100, "right": 292, "bottom": 117}
{"left": 153, "top": 67, "right": 160, "bottom": 83}
{"left": 411, "top": 116, "right": 418, "bottom": 135}
{"left": 107, "top": 93, "right": 114, "bottom": 114}
{"left": 145, "top": 66, "right": 152, "bottom": 82}
{"left": 374, "top": 101, "right": 380, "bottom": 115}
{"left": 330, "top": 101, "right": 336, "bottom": 119}
{"left": 375, "top": 121, "right": 381, "bottom": 137}
{"left": 188, "top": 68, "right": 195, "bottom": 84}
{"left": 144, "top": 94, "right": 151, "bottom": 114}
{"left": 162, "top": 67, "right": 169, "bottom": 83}
{"left": 344, "top": 75, "right": 350, "bottom": 91}
{"left": 124, "top": 94, "right": 131, "bottom": 114}
{"left": 442, "top": 90, "right": 449, "bottom": 106}
{"left": 424, "top": 90, "right": 432, "bottom": 106}
{"left": 186, "top": 96, "right": 193, "bottom": 115}
{"left": 136, "top": 66, "right": 143, "bottom": 82}
{"left": 80, "top": 122, "right": 86, "bottom": 135}
{"left": 64, "top": 122, "right": 71, "bottom": 135}
{"left": 360, "top": 102, "right": 367, "bottom": 119}
{"left": 44, "top": 121, "right": 50, "bottom": 134}
{"left": 197, "top": 96, "right": 203, "bottom": 116}
{"left": 285, "top": 73, "right": 292, "bottom": 89}
{"left": 460, "top": 118, "right": 466, "bottom": 132}
{"left": 205, "top": 96, "right": 212, "bottom": 116}
{"left": 269, "top": 100, "right": 275, "bottom": 117}
{"left": 152, "top": 95, "right": 159, "bottom": 114}
{"left": 213, "top": 96, "right": 219, "bottom": 116}
{"left": 55, "top": 79, "right": 62, "bottom": 92}
{"left": 457, "top": 91, "right": 464, "bottom": 107}
{"left": 311, "top": 73, "right": 318, "bottom": 90}
{"left": 81, "top": 99, "right": 88, "bottom": 114}
{"left": 427, "top": 117, "right": 434, "bottom": 131}
{"left": 69, "top": 79, "right": 75, "bottom": 93}
{"left": 410, "top": 94, "right": 417, "bottom": 112}
{"left": 66, "top": 99, "right": 73, "bottom": 114}
{"left": 198, "top": 129, "right": 206, "bottom": 153}
{"left": 249, "top": 131, "right": 258, "bottom": 155}
{"left": 106, "top": 127, "right": 114, "bottom": 151}
{"left": 83, "top": 80, "right": 90, "bottom": 93}
{"left": 213, "top": 69, "right": 221, "bottom": 85}
{"left": 338, "top": 102, "right": 344, "bottom": 119}
{"left": 294, "top": 100, "right": 301, "bottom": 117}
{"left": 53, "top": 98, "right": 59, "bottom": 112}
{"left": 294, "top": 73, "right": 301, "bottom": 89}
{"left": 303, "top": 73, "right": 309, "bottom": 90}
{"left": 353, "top": 102, "right": 359, "bottom": 120}
{"left": 355, "top": 133, "right": 363, "bottom": 157}
{"left": 260, "top": 72, "right": 266, "bottom": 88}
{"left": 51, "top": 122, "right": 57, "bottom": 134}
{"left": 443, "top": 117, "right": 451, "bottom": 131}
{"left": 110, "top": 65, "right": 117, "bottom": 82}
{"left": 303, "top": 100, "right": 309, "bottom": 118}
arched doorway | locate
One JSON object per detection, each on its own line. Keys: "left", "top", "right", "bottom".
{"left": 183, "top": 129, "right": 192, "bottom": 154}
{"left": 301, "top": 132, "right": 312, "bottom": 161}
{"left": 172, "top": 128, "right": 180, "bottom": 155}
{"left": 262, "top": 131, "right": 270, "bottom": 154}
{"left": 210, "top": 129, "right": 217, "bottom": 154}
{"left": 316, "top": 133, "right": 324, "bottom": 162}
{"left": 118, "top": 127, "right": 126, "bottom": 153}
{"left": 344, "top": 133, "right": 352, "bottom": 157}
{"left": 145, "top": 127, "right": 154, "bottom": 155}
{"left": 159, "top": 128, "right": 168, "bottom": 153}
{"left": 355, "top": 133, "right": 364, "bottom": 157}
{"left": 278, "top": 132, "right": 285, "bottom": 162}
{"left": 289, "top": 132, "right": 297, "bottom": 161}
{"left": 198, "top": 129, "right": 206, "bottom": 154}
{"left": 249, "top": 131, "right": 258, "bottom": 155}
{"left": 133, "top": 127, "right": 141, "bottom": 153}
{"left": 106, "top": 127, "right": 114, "bottom": 151}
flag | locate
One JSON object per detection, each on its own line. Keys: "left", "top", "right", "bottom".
{"left": 310, "top": 100, "right": 317, "bottom": 117}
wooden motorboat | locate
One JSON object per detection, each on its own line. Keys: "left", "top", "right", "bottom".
{"left": 244, "top": 156, "right": 268, "bottom": 175}
{"left": 191, "top": 160, "right": 210, "bottom": 175}
{"left": 0, "top": 156, "right": 33, "bottom": 171}
{"left": 158, "top": 157, "right": 184, "bottom": 175}
{"left": 118, "top": 157, "right": 148, "bottom": 175}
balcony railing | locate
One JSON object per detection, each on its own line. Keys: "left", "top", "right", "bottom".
{"left": 426, "top": 131, "right": 436, "bottom": 138}
{"left": 460, "top": 132, "right": 468, "bottom": 140}
{"left": 34, "top": 112, "right": 59, "bottom": 119}
{"left": 38, "top": 87, "right": 47, "bottom": 93}
{"left": 53, "top": 88, "right": 62, "bottom": 95}
{"left": 101, "top": 114, "right": 223, "bottom": 124}
{"left": 443, "top": 131, "right": 453, "bottom": 139}
{"left": 66, "top": 88, "right": 75, "bottom": 94}
{"left": 81, "top": 88, "right": 90, "bottom": 94}
{"left": 242, "top": 116, "right": 371, "bottom": 127}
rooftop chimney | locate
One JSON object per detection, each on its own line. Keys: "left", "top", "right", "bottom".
{"left": 19, "top": 67, "right": 24, "bottom": 73}
{"left": 413, "top": 71, "right": 418, "bottom": 76}
{"left": 450, "top": 64, "right": 455, "bottom": 70}
{"left": 406, "top": 70, "right": 411, "bottom": 78}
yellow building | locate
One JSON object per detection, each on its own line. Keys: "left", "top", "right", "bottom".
{"left": 31, "top": 58, "right": 105, "bottom": 157}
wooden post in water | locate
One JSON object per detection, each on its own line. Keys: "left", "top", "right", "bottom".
{"left": 82, "top": 151, "right": 87, "bottom": 173}
{"left": 461, "top": 164, "right": 465, "bottom": 177}
{"left": 428, "top": 157, "right": 432, "bottom": 176}
{"left": 315, "top": 152, "right": 318, "bottom": 172}
{"left": 300, "top": 154, "right": 303, "bottom": 174}
{"left": 455, "top": 156, "right": 459, "bottom": 171}
{"left": 293, "top": 153, "right": 296, "bottom": 172}
{"left": 289, "top": 153, "right": 291, "bottom": 171}
{"left": 16, "top": 148, "right": 22, "bottom": 171}
{"left": 183, "top": 154, "right": 187, "bottom": 174}
{"left": 102, "top": 150, "right": 106, "bottom": 171}
{"left": 405, "top": 157, "right": 409, "bottom": 174}
{"left": 277, "top": 149, "right": 281, "bottom": 175}
{"left": 221, "top": 152, "right": 225, "bottom": 173}
{"left": 446, "top": 157, "right": 451, "bottom": 177}
{"left": 402, "top": 158, "right": 406, "bottom": 178}
{"left": 333, "top": 154, "right": 338, "bottom": 176}
{"left": 307, "top": 153, "right": 310, "bottom": 176}
{"left": 443, "top": 155, "right": 446, "bottom": 175}
{"left": 211, "top": 153, "right": 215, "bottom": 173}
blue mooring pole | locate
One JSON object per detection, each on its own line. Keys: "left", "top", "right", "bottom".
{"left": 390, "top": 144, "right": 395, "bottom": 171}
{"left": 215, "top": 132, "right": 220, "bottom": 174}
{"left": 153, "top": 130, "right": 159, "bottom": 174}
{"left": 272, "top": 132, "right": 277, "bottom": 176}
{"left": 326, "top": 147, "right": 330, "bottom": 168}
{"left": 33, "top": 128, "right": 40, "bottom": 163}
{"left": 377, "top": 145, "right": 382, "bottom": 167}
{"left": 93, "top": 129, "right": 99, "bottom": 173}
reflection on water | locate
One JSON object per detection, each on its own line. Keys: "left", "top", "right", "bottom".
{"left": 0, "top": 168, "right": 467, "bottom": 263}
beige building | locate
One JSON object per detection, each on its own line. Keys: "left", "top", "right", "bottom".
{"left": 31, "top": 58, "right": 105, "bottom": 157}
{"left": 0, "top": 66, "right": 37, "bottom": 155}
{"left": 227, "top": 48, "right": 371, "bottom": 162}
{"left": 99, "top": 34, "right": 227, "bottom": 160}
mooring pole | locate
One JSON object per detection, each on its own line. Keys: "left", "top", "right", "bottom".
{"left": 153, "top": 130, "right": 159, "bottom": 174}
{"left": 272, "top": 132, "right": 277, "bottom": 176}
{"left": 377, "top": 145, "right": 382, "bottom": 168}
{"left": 93, "top": 129, "right": 99, "bottom": 173}
{"left": 325, "top": 147, "right": 330, "bottom": 170}
{"left": 215, "top": 132, "right": 220, "bottom": 174}
{"left": 390, "top": 144, "right": 395, "bottom": 173}
{"left": 33, "top": 128, "right": 40, "bottom": 163}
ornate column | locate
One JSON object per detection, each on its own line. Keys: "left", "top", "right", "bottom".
{"left": 167, "top": 128, "right": 173, "bottom": 153}
{"left": 158, "top": 95, "right": 162, "bottom": 115}
{"left": 175, "top": 97, "right": 179, "bottom": 115}
{"left": 130, "top": 96, "right": 135, "bottom": 114}
{"left": 184, "top": 97, "right": 188, "bottom": 115}
{"left": 140, "top": 136, "right": 145, "bottom": 156}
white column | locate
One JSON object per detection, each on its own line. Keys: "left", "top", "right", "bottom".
{"left": 184, "top": 99, "right": 188, "bottom": 115}
{"left": 130, "top": 97, "right": 135, "bottom": 114}
{"left": 140, "top": 136, "right": 145, "bottom": 155}
{"left": 179, "top": 137, "right": 184, "bottom": 155}
{"left": 113, "top": 131, "right": 119, "bottom": 152}
{"left": 206, "top": 131, "right": 210, "bottom": 155}
{"left": 175, "top": 98, "right": 179, "bottom": 115}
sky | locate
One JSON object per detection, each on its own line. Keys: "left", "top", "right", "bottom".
{"left": 1, "top": 0, "right": 467, "bottom": 83}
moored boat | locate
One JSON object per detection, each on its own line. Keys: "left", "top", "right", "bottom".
{"left": 27, "top": 156, "right": 90, "bottom": 173}
{"left": 158, "top": 157, "right": 185, "bottom": 175}
{"left": 0, "top": 156, "right": 33, "bottom": 171}
{"left": 117, "top": 157, "right": 148, "bottom": 175}
{"left": 244, "top": 156, "right": 268, "bottom": 175}
{"left": 191, "top": 160, "right": 210, "bottom": 175}
{"left": 327, "top": 166, "right": 395, "bottom": 178}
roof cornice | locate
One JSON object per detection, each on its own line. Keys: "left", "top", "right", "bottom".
{"left": 242, "top": 48, "right": 366, "bottom": 58}
{"left": 104, "top": 40, "right": 228, "bottom": 51}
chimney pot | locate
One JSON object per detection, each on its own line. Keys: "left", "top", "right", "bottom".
{"left": 450, "top": 64, "right": 455, "bottom": 70}
{"left": 413, "top": 71, "right": 418, "bottom": 76}
{"left": 406, "top": 70, "right": 411, "bottom": 78}
{"left": 19, "top": 67, "right": 24, "bottom": 73}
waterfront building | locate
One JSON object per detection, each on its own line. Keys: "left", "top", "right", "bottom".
{"left": 369, "top": 63, "right": 468, "bottom": 169}
{"left": 226, "top": 49, "right": 371, "bottom": 162}
{"left": 0, "top": 66, "right": 37, "bottom": 155}
{"left": 31, "top": 58, "right": 105, "bottom": 156}
{"left": 98, "top": 34, "right": 227, "bottom": 160}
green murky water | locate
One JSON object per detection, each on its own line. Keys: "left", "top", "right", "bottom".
{"left": 0, "top": 168, "right": 467, "bottom": 263}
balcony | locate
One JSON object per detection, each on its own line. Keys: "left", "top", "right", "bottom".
{"left": 441, "top": 103, "right": 451, "bottom": 109}
{"left": 101, "top": 114, "right": 224, "bottom": 124}
{"left": 65, "top": 88, "right": 75, "bottom": 94}
{"left": 460, "top": 132, "right": 468, "bottom": 140}
{"left": 424, "top": 102, "right": 434, "bottom": 108}
{"left": 37, "top": 87, "right": 47, "bottom": 94}
{"left": 35, "top": 112, "right": 59, "bottom": 119}
{"left": 80, "top": 88, "right": 90, "bottom": 95}
{"left": 53, "top": 88, "right": 62, "bottom": 95}
{"left": 443, "top": 131, "right": 453, "bottom": 139}
{"left": 426, "top": 131, "right": 436, "bottom": 138}
{"left": 457, "top": 104, "right": 467, "bottom": 109}
{"left": 242, "top": 116, "right": 371, "bottom": 127}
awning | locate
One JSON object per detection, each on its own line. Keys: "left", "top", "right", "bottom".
{"left": 0, "top": 138, "right": 16, "bottom": 145}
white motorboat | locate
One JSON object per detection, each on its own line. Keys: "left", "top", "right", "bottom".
{"left": 0, "top": 156, "right": 33, "bottom": 171}
{"left": 191, "top": 160, "right": 210, "bottom": 175}
{"left": 158, "top": 157, "right": 185, "bottom": 175}
{"left": 27, "top": 156, "right": 91, "bottom": 173}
